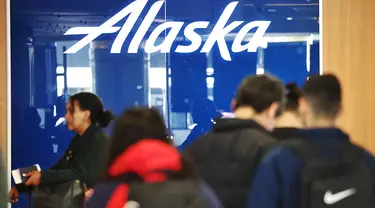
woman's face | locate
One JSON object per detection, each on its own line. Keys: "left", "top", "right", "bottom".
{"left": 65, "top": 100, "right": 89, "bottom": 131}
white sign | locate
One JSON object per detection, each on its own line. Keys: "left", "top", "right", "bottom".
{"left": 64, "top": 0, "right": 270, "bottom": 61}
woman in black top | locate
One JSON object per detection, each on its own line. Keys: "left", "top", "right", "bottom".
{"left": 8, "top": 92, "right": 113, "bottom": 203}
{"left": 271, "top": 83, "right": 302, "bottom": 140}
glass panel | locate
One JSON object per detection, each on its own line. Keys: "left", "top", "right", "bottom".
{"left": 10, "top": 0, "right": 319, "bottom": 205}
{"left": 10, "top": 0, "right": 168, "bottom": 206}
{"left": 165, "top": 0, "right": 320, "bottom": 147}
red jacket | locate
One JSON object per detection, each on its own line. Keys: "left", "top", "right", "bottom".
{"left": 85, "top": 139, "right": 221, "bottom": 208}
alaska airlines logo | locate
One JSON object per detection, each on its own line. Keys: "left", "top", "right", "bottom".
{"left": 64, "top": 0, "right": 270, "bottom": 61}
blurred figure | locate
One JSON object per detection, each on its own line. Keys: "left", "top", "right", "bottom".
{"left": 11, "top": 105, "right": 22, "bottom": 136}
{"left": 11, "top": 105, "right": 25, "bottom": 170}
{"left": 0, "top": 152, "right": 6, "bottom": 208}
{"left": 184, "top": 74, "right": 285, "bottom": 207}
{"left": 21, "top": 107, "right": 54, "bottom": 169}
{"left": 249, "top": 74, "right": 375, "bottom": 208}
{"left": 271, "top": 82, "right": 302, "bottom": 140}
{"left": 86, "top": 107, "right": 221, "bottom": 208}
{"left": 11, "top": 107, "right": 49, "bottom": 169}
{"left": 179, "top": 98, "right": 221, "bottom": 150}
{"left": 9, "top": 92, "right": 113, "bottom": 206}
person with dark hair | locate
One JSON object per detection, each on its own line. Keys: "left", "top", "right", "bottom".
{"left": 184, "top": 74, "right": 285, "bottom": 208}
{"left": 8, "top": 92, "right": 114, "bottom": 203}
{"left": 85, "top": 106, "right": 221, "bottom": 208}
{"left": 248, "top": 74, "right": 375, "bottom": 208}
{"left": 21, "top": 107, "right": 55, "bottom": 169}
{"left": 271, "top": 82, "right": 302, "bottom": 140}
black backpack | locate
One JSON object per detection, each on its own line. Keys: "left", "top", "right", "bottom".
{"left": 112, "top": 173, "right": 220, "bottom": 208}
{"left": 126, "top": 180, "right": 218, "bottom": 208}
{"left": 284, "top": 139, "right": 375, "bottom": 208}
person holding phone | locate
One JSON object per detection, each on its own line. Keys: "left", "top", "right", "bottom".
{"left": 8, "top": 92, "right": 113, "bottom": 206}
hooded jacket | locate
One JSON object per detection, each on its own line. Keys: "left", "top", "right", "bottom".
{"left": 85, "top": 139, "right": 221, "bottom": 208}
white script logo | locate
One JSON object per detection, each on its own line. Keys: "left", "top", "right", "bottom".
{"left": 323, "top": 189, "right": 356, "bottom": 205}
{"left": 64, "top": 0, "right": 270, "bottom": 61}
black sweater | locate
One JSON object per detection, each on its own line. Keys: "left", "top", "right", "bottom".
{"left": 41, "top": 125, "right": 109, "bottom": 188}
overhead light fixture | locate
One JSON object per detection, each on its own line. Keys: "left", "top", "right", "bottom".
{"left": 287, "top": 17, "right": 293, "bottom": 20}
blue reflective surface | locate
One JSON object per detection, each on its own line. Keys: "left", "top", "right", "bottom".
{"left": 10, "top": 0, "right": 320, "bottom": 206}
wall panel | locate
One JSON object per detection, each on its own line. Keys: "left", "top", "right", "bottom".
{"left": 0, "top": 0, "right": 374, "bottom": 164}
{"left": 0, "top": 0, "right": 7, "bottom": 162}
{"left": 322, "top": 0, "right": 375, "bottom": 152}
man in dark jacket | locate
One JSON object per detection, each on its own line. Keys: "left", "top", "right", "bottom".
{"left": 184, "top": 74, "right": 286, "bottom": 208}
{"left": 248, "top": 74, "right": 375, "bottom": 208}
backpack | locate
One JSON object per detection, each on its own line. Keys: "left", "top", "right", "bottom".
{"left": 284, "top": 139, "right": 375, "bottom": 208}
{"left": 126, "top": 180, "right": 217, "bottom": 208}
{"left": 102, "top": 173, "right": 220, "bottom": 208}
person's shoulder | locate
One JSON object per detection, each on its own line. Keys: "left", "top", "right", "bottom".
{"left": 241, "top": 128, "right": 277, "bottom": 143}
{"left": 349, "top": 142, "right": 375, "bottom": 167}
{"left": 235, "top": 129, "right": 278, "bottom": 154}
{"left": 91, "top": 128, "right": 110, "bottom": 143}
{"left": 261, "top": 146, "right": 301, "bottom": 167}
{"left": 183, "top": 131, "right": 214, "bottom": 151}
{"left": 360, "top": 148, "right": 375, "bottom": 170}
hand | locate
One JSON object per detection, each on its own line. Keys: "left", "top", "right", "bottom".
{"left": 84, "top": 189, "right": 94, "bottom": 201}
{"left": 8, "top": 187, "right": 19, "bottom": 203}
{"left": 24, "top": 171, "right": 42, "bottom": 186}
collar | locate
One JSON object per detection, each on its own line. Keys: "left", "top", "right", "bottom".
{"left": 75, "top": 124, "right": 98, "bottom": 139}
{"left": 213, "top": 118, "right": 268, "bottom": 133}
{"left": 298, "top": 128, "right": 350, "bottom": 142}
{"left": 70, "top": 124, "right": 100, "bottom": 151}
{"left": 271, "top": 127, "right": 299, "bottom": 141}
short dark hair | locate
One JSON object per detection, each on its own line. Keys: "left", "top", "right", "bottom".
{"left": 235, "top": 74, "right": 285, "bottom": 115}
{"left": 69, "top": 92, "right": 114, "bottom": 127}
{"left": 302, "top": 74, "right": 341, "bottom": 118}
{"left": 285, "top": 82, "right": 301, "bottom": 112}
{"left": 106, "top": 106, "right": 197, "bottom": 180}
{"left": 107, "top": 107, "right": 171, "bottom": 168}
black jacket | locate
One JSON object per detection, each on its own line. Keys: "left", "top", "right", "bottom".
{"left": 271, "top": 127, "right": 300, "bottom": 141}
{"left": 41, "top": 125, "right": 109, "bottom": 188}
{"left": 184, "top": 118, "right": 278, "bottom": 208}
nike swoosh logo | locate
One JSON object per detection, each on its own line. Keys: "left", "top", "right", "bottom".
{"left": 124, "top": 201, "right": 140, "bottom": 208}
{"left": 324, "top": 189, "right": 356, "bottom": 204}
